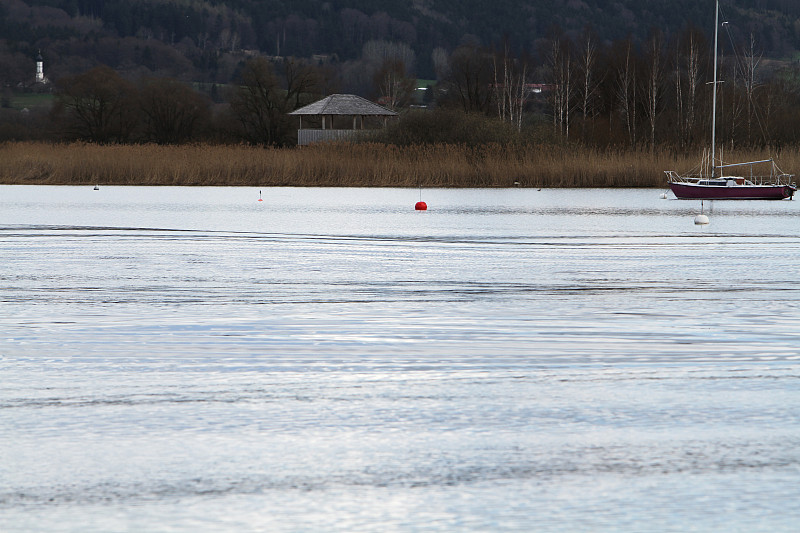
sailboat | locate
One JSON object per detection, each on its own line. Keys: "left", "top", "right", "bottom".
{"left": 666, "top": 0, "right": 797, "bottom": 200}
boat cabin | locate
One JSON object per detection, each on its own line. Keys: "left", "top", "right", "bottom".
{"left": 697, "top": 178, "right": 752, "bottom": 187}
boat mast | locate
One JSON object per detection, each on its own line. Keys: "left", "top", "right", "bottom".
{"left": 711, "top": 0, "right": 719, "bottom": 178}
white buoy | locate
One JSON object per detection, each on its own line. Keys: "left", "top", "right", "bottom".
{"left": 660, "top": 192, "right": 668, "bottom": 199}
{"left": 694, "top": 200, "right": 708, "bottom": 226}
{"left": 694, "top": 200, "right": 709, "bottom": 224}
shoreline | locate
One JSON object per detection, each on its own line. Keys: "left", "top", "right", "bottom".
{"left": 1, "top": 141, "right": 795, "bottom": 188}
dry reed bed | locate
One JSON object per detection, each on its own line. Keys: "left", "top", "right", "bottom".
{"left": 1, "top": 141, "right": 796, "bottom": 187}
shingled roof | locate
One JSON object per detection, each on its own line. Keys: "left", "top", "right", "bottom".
{"left": 288, "top": 94, "right": 397, "bottom": 116}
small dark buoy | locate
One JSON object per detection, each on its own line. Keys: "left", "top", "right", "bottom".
{"left": 93, "top": 185, "right": 99, "bottom": 190}
{"left": 258, "top": 189, "right": 263, "bottom": 202}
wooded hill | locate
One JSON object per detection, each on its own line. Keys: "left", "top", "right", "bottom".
{"left": 2, "top": 0, "right": 799, "bottom": 85}
{"left": 5, "top": 0, "right": 800, "bottom": 153}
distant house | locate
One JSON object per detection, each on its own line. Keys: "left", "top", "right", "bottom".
{"left": 288, "top": 94, "right": 398, "bottom": 146}
{"left": 527, "top": 83, "right": 554, "bottom": 93}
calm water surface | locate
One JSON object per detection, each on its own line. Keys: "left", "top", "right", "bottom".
{"left": 2, "top": 186, "right": 799, "bottom": 532}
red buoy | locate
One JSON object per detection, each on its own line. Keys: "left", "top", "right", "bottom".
{"left": 415, "top": 201, "right": 427, "bottom": 210}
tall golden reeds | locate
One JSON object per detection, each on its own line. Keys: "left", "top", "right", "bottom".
{"left": 0, "top": 141, "right": 796, "bottom": 188}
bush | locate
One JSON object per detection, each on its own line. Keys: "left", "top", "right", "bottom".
{"left": 371, "top": 109, "right": 531, "bottom": 146}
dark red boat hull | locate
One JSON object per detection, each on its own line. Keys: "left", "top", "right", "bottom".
{"left": 670, "top": 182, "right": 796, "bottom": 200}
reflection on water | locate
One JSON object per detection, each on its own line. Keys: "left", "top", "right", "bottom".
{"left": 1, "top": 186, "right": 800, "bottom": 532}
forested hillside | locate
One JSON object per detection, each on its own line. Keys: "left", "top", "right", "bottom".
{"left": 4, "top": 0, "right": 800, "bottom": 150}
{"left": 2, "top": 0, "right": 799, "bottom": 85}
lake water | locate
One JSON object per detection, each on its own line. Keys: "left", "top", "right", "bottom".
{"left": 1, "top": 185, "right": 799, "bottom": 532}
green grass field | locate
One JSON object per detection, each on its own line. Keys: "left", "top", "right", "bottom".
{"left": 7, "top": 93, "right": 54, "bottom": 111}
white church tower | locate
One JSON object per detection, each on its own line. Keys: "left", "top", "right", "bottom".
{"left": 35, "top": 50, "right": 45, "bottom": 83}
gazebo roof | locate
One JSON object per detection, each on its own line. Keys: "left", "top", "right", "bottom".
{"left": 288, "top": 94, "right": 397, "bottom": 116}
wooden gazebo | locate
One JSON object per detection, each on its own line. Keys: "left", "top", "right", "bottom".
{"left": 288, "top": 94, "right": 398, "bottom": 146}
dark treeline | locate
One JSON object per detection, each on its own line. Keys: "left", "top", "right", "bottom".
{"left": 35, "top": 56, "right": 332, "bottom": 146}
{"left": 5, "top": 25, "right": 800, "bottom": 153}
{"left": 524, "top": 26, "right": 800, "bottom": 152}
{"left": 2, "top": 1, "right": 800, "bottom": 85}
{"left": 399, "top": 27, "right": 800, "bottom": 152}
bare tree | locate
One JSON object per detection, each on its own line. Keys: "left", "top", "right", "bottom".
{"left": 492, "top": 42, "right": 530, "bottom": 131}
{"left": 546, "top": 33, "right": 574, "bottom": 139}
{"left": 219, "top": 28, "right": 240, "bottom": 52}
{"left": 138, "top": 77, "right": 211, "bottom": 144}
{"left": 642, "top": 30, "right": 665, "bottom": 151}
{"left": 374, "top": 58, "right": 416, "bottom": 110}
{"left": 432, "top": 47, "right": 450, "bottom": 82}
{"left": 281, "top": 56, "right": 323, "bottom": 111}
{"left": 229, "top": 58, "right": 287, "bottom": 145}
{"left": 52, "top": 65, "right": 138, "bottom": 143}
{"left": 362, "top": 40, "right": 416, "bottom": 78}
{"left": 577, "top": 28, "right": 602, "bottom": 141}
{"left": 445, "top": 43, "right": 493, "bottom": 114}
{"left": 674, "top": 28, "right": 705, "bottom": 150}
{"left": 738, "top": 33, "right": 762, "bottom": 145}
{"left": 614, "top": 38, "right": 637, "bottom": 148}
